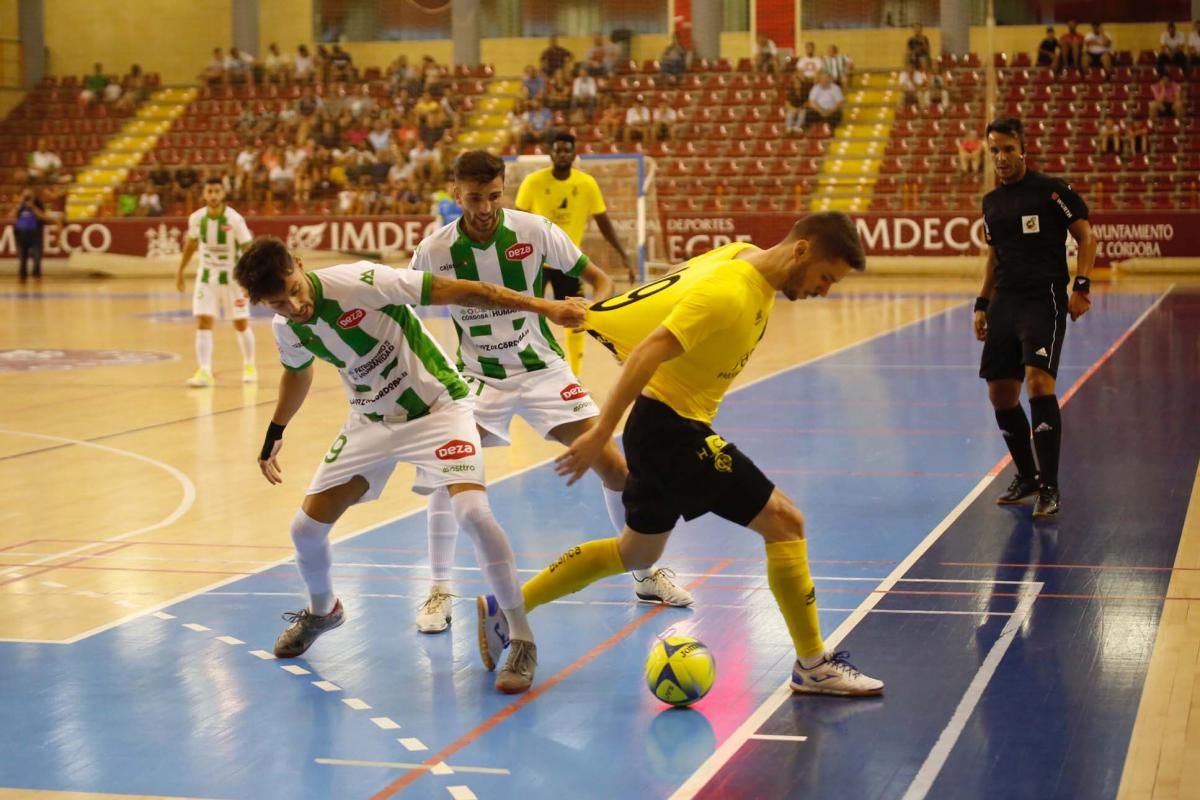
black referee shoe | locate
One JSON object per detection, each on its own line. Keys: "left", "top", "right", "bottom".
{"left": 997, "top": 474, "right": 1040, "bottom": 505}
{"left": 1033, "top": 486, "right": 1060, "bottom": 518}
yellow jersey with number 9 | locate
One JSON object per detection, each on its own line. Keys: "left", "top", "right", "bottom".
{"left": 584, "top": 242, "right": 775, "bottom": 424}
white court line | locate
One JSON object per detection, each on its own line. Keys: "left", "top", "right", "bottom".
{"left": 371, "top": 717, "right": 401, "bottom": 730}
{"left": 181, "top": 623, "right": 210, "bottom": 632}
{"left": 900, "top": 583, "right": 1043, "bottom": 800}
{"left": 670, "top": 286, "right": 1175, "bottom": 800}
{"left": 430, "top": 762, "right": 454, "bottom": 776}
{"left": 447, "top": 786, "right": 477, "bottom": 800}
{"left": 312, "top": 680, "right": 342, "bottom": 692}
{"left": 315, "top": 758, "right": 508, "bottom": 776}
{"left": 0, "top": 429, "right": 197, "bottom": 579}
{"left": 343, "top": 698, "right": 371, "bottom": 710}
{"left": 398, "top": 737, "right": 428, "bottom": 751}
{"left": 749, "top": 734, "right": 809, "bottom": 742}
{"left": 215, "top": 635, "right": 244, "bottom": 645}
{"left": 281, "top": 665, "right": 310, "bottom": 676}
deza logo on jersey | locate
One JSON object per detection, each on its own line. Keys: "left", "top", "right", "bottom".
{"left": 436, "top": 440, "right": 477, "bottom": 460}
{"left": 505, "top": 242, "right": 534, "bottom": 260}
{"left": 337, "top": 309, "right": 367, "bottom": 328}
{"left": 560, "top": 384, "right": 588, "bottom": 401}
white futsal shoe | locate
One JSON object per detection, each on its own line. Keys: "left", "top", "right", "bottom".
{"left": 790, "top": 651, "right": 884, "bottom": 697}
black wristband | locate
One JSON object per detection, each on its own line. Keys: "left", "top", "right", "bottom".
{"left": 974, "top": 297, "right": 990, "bottom": 313}
{"left": 260, "top": 422, "right": 285, "bottom": 461}
{"left": 1073, "top": 276, "right": 1090, "bottom": 294}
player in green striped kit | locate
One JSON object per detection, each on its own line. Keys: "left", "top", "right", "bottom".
{"left": 175, "top": 177, "right": 257, "bottom": 387}
{"left": 234, "top": 235, "right": 587, "bottom": 694}
{"left": 409, "top": 150, "right": 693, "bottom": 637}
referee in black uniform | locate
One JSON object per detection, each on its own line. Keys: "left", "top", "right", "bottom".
{"left": 974, "top": 117, "right": 1098, "bottom": 517}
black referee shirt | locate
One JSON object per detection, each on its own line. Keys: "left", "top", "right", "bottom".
{"left": 982, "top": 170, "right": 1089, "bottom": 292}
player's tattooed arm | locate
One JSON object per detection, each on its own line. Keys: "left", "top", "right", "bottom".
{"left": 428, "top": 275, "right": 587, "bottom": 327}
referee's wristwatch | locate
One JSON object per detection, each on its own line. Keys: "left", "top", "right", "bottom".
{"left": 1072, "top": 276, "right": 1090, "bottom": 294}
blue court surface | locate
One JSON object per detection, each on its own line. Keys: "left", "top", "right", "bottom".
{"left": 1, "top": 289, "right": 1195, "bottom": 800}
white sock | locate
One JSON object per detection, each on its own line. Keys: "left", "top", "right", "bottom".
{"left": 427, "top": 486, "right": 458, "bottom": 587}
{"left": 450, "top": 489, "right": 532, "bottom": 641}
{"left": 236, "top": 326, "right": 256, "bottom": 366}
{"left": 195, "top": 329, "right": 213, "bottom": 372}
{"left": 605, "top": 486, "right": 654, "bottom": 582}
{"left": 290, "top": 509, "right": 336, "bottom": 615}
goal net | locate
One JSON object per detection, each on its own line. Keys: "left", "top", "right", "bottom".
{"left": 503, "top": 153, "right": 663, "bottom": 282}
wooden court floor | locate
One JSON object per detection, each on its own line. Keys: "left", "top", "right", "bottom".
{"left": 0, "top": 272, "right": 1196, "bottom": 800}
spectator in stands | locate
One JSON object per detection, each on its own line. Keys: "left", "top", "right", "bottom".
{"left": 522, "top": 65, "right": 546, "bottom": 100}
{"left": 824, "top": 45, "right": 854, "bottom": 88}
{"left": 368, "top": 119, "right": 392, "bottom": 153}
{"left": 571, "top": 65, "right": 598, "bottom": 116}
{"left": 296, "top": 85, "right": 323, "bottom": 120}
{"left": 391, "top": 177, "right": 424, "bottom": 215}
{"left": 660, "top": 33, "right": 689, "bottom": 81}
{"left": 416, "top": 90, "right": 451, "bottom": 148}
{"left": 795, "top": 42, "right": 823, "bottom": 99}
{"left": 541, "top": 35, "right": 573, "bottom": 78}
{"left": 899, "top": 64, "right": 930, "bottom": 109}
{"left": 784, "top": 71, "right": 807, "bottom": 133}
{"left": 147, "top": 158, "right": 174, "bottom": 206}
{"left": 348, "top": 84, "right": 376, "bottom": 118}
{"left": 79, "top": 63, "right": 111, "bottom": 107}
{"left": 585, "top": 33, "right": 619, "bottom": 76}
{"left": 520, "top": 97, "right": 555, "bottom": 147}
{"left": 1059, "top": 20, "right": 1084, "bottom": 70}
{"left": 1188, "top": 20, "right": 1200, "bottom": 67}
{"left": 597, "top": 95, "right": 623, "bottom": 141}
{"left": 1036, "top": 27, "right": 1062, "bottom": 72}
{"left": 336, "top": 179, "right": 359, "bottom": 215}
{"left": 907, "top": 23, "right": 932, "bottom": 71}
{"left": 174, "top": 162, "right": 200, "bottom": 208}
{"left": 294, "top": 45, "right": 315, "bottom": 83}
{"left": 263, "top": 43, "right": 289, "bottom": 83}
{"left": 1150, "top": 74, "right": 1184, "bottom": 118}
{"left": 268, "top": 154, "right": 296, "bottom": 204}
{"left": 203, "top": 49, "right": 226, "bottom": 85}
{"left": 506, "top": 98, "right": 528, "bottom": 144}
{"left": 343, "top": 117, "right": 370, "bottom": 149}
{"left": 546, "top": 68, "right": 572, "bottom": 111}
{"left": 956, "top": 128, "right": 983, "bottom": 174}
{"left": 623, "top": 93, "right": 652, "bottom": 143}
{"left": 755, "top": 34, "right": 779, "bottom": 74}
{"left": 1097, "top": 115, "right": 1123, "bottom": 154}
{"left": 1126, "top": 115, "right": 1150, "bottom": 155}
{"left": 805, "top": 70, "right": 844, "bottom": 129}
{"left": 234, "top": 144, "right": 259, "bottom": 200}
{"left": 225, "top": 47, "right": 256, "bottom": 84}
{"left": 421, "top": 55, "right": 445, "bottom": 93}
{"left": 388, "top": 54, "right": 422, "bottom": 94}
{"left": 1084, "top": 22, "right": 1113, "bottom": 74}
{"left": 137, "top": 182, "right": 163, "bottom": 217}
{"left": 355, "top": 174, "right": 383, "bottom": 215}
{"left": 114, "top": 64, "right": 148, "bottom": 112}
{"left": 27, "top": 138, "right": 63, "bottom": 184}
{"left": 329, "top": 45, "right": 355, "bottom": 81}
{"left": 651, "top": 97, "right": 679, "bottom": 143}
{"left": 931, "top": 67, "right": 951, "bottom": 106}
{"left": 316, "top": 118, "right": 340, "bottom": 150}
{"left": 1158, "top": 22, "right": 1187, "bottom": 73}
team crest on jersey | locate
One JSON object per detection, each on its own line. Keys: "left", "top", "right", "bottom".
{"left": 560, "top": 383, "right": 587, "bottom": 401}
{"left": 505, "top": 243, "right": 534, "bottom": 260}
{"left": 1021, "top": 215, "right": 1040, "bottom": 233}
{"left": 338, "top": 308, "right": 367, "bottom": 328}
{"left": 436, "top": 440, "right": 477, "bottom": 460}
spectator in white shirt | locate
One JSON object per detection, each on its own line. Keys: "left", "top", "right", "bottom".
{"left": 368, "top": 119, "right": 393, "bottom": 153}
{"left": 1158, "top": 22, "right": 1187, "bottom": 72}
{"left": 651, "top": 99, "right": 679, "bottom": 143}
{"left": 27, "top": 138, "right": 63, "bottom": 183}
{"left": 824, "top": 45, "right": 854, "bottom": 88}
{"left": 1084, "top": 22, "right": 1113, "bottom": 73}
{"left": 225, "top": 47, "right": 256, "bottom": 84}
{"left": 794, "top": 42, "right": 823, "bottom": 98}
{"left": 755, "top": 34, "right": 778, "bottom": 73}
{"left": 899, "top": 65, "right": 930, "bottom": 109}
{"left": 264, "top": 43, "right": 290, "bottom": 83}
{"left": 623, "top": 94, "right": 652, "bottom": 143}
{"left": 294, "top": 45, "right": 315, "bottom": 83}
{"left": 571, "top": 67, "right": 598, "bottom": 115}
{"left": 234, "top": 145, "right": 258, "bottom": 199}
{"left": 585, "top": 33, "right": 619, "bottom": 76}
{"left": 806, "top": 71, "right": 844, "bottom": 129}
{"left": 137, "top": 183, "right": 163, "bottom": 217}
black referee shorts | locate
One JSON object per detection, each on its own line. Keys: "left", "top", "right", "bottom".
{"left": 543, "top": 267, "right": 582, "bottom": 300}
{"left": 621, "top": 396, "right": 776, "bottom": 534}
{"left": 979, "top": 285, "right": 1068, "bottom": 382}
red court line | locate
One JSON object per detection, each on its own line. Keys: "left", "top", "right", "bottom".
{"left": 0, "top": 543, "right": 134, "bottom": 588}
{"left": 942, "top": 561, "right": 1200, "bottom": 572}
{"left": 369, "top": 557, "right": 736, "bottom": 800}
{"left": 0, "top": 540, "right": 35, "bottom": 553}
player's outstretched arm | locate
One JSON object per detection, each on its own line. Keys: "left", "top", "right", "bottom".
{"left": 175, "top": 239, "right": 199, "bottom": 292}
{"left": 974, "top": 247, "right": 997, "bottom": 341}
{"left": 259, "top": 365, "right": 314, "bottom": 485}
{"left": 427, "top": 274, "right": 587, "bottom": 327}
{"left": 1067, "top": 219, "right": 1096, "bottom": 321}
{"left": 555, "top": 326, "right": 684, "bottom": 485}
{"left": 579, "top": 262, "right": 615, "bottom": 303}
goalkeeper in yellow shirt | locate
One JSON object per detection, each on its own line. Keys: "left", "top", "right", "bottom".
{"left": 515, "top": 132, "right": 634, "bottom": 375}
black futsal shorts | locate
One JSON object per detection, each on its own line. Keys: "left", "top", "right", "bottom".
{"left": 979, "top": 284, "right": 1068, "bottom": 382}
{"left": 621, "top": 395, "right": 776, "bottom": 534}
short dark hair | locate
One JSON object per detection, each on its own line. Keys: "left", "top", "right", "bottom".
{"left": 204, "top": 176, "right": 224, "bottom": 186}
{"left": 552, "top": 131, "right": 576, "bottom": 148}
{"left": 454, "top": 150, "right": 505, "bottom": 184}
{"left": 789, "top": 211, "right": 866, "bottom": 271}
{"left": 985, "top": 116, "right": 1026, "bottom": 151}
{"left": 235, "top": 236, "right": 294, "bottom": 303}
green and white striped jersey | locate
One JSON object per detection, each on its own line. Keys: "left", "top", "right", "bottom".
{"left": 271, "top": 261, "right": 468, "bottom": 421}
{"left": 410, "top": 209, "right": 588, "bottom": 380}
{"left": 186, "top": 205, "right": 253, "bottom": 278}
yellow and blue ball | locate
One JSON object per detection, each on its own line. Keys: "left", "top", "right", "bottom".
{"left": 645, "top": 636, "right": 716, "bottom": 707}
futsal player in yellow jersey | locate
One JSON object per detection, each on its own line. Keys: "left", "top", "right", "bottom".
{"left": 476, "top": 212, "right": 886, "bottom": 696}
{"left": 515, "top": 132, "right": 633, "bottom": 375}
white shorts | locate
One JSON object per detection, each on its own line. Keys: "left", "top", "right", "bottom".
{"left": 306, "top": 398, "right": 486, "bottom": 503}
{"left": 468, "top": 362, "right": 600, "bottom": 447}
{"left": 193, "top": 270, "right": 251, "bottom": 320}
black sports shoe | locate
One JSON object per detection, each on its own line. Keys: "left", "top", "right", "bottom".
{"left": 273, "top": 599, "right": 345, "bottom": 658}
{"left": 1033, "top": 486, "right": 1060, "bottom": 518}
{"left": 997, "top": 474, "right": 1040, "bottom": 505}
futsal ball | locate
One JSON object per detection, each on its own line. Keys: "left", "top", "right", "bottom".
{"left": 645, "top": 636, "right": 716, "bottom": 707}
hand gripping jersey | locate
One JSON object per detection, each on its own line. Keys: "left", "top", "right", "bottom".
{"left": 409, "top": 209, "right": 589, "bottom": 380}
{"left": 272, "top": 262, "right": 468, "bottom": 420}
{"left": 585, "top": 242, "right": 775, "bottom": 424}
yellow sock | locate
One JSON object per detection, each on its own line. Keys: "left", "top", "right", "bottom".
{"left": 522, "top": 538, "right": 625, "bottom": 612}
{"left": 765, "top": 538, "right": 826, "bottom": 661}
{"left": 565, "top": 327, "right": 585, "bottom": 375}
